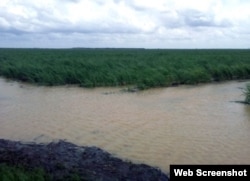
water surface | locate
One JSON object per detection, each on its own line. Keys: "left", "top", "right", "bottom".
{"left": 0, "top": 78, "right": 250, "bottom": 173}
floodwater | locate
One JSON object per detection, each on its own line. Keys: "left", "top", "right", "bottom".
{"left": 0, "top": 78, "right": 250, "bottom": 174}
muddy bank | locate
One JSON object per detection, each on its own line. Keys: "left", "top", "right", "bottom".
{"left": 0, "top": 139, "right": 168, "bottom": 181}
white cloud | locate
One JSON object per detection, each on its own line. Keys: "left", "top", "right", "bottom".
{"left": 0, "top": 0, "right": 250, "bottom": 48}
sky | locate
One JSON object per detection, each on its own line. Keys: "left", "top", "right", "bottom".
{"left": 0, "top": 0, "right": 250, "bottom": 48}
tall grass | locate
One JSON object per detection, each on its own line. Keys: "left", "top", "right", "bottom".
{"left": 0, "top": 164, "right": 47, "bottom": 181}
{"left": 244, "top": 84, "right": 250, "bottom": 104}
{"left": 0, "top": 48, "right": 250, "bottom": 89}
{"left": 0, "top": 164, "right": 84, "bottom": 181}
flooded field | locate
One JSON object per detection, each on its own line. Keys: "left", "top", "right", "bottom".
{"left": 0, "top": 78, "right": 250, "bottom": 173}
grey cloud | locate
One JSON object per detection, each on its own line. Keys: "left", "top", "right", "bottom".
{"left": 159, "top": 10, "right": 183, "bottom": 28}
{"left": 158, "top": 9, "right": 232, "bottom": 30}
{"left": 183, "top": 10, "right": 214, "bottom": 27}
{"left": 66, "top": 0, "right": 80, "bottom": 2}
{"left": 0, "top": 0, "right": 249, "bottom": 48}
{"left": 180, "top": 9, "right": 232, "bottom": 28}
{"left": 50, "top": 21, "right": 141, "bottom": 35}
{"left": 0, "top": 6, "right": 44, "bottom": 34}
{"left": 0, "top": 27, "right": 25, "bottom": 35}
{"left": 0, "top": 20, "right": 141, "bottom": 36}
{"left": 124, "top": 0, "right": 160, "bottom": 12}
{"left": 58, "top": 0, "right": 81, "bottom": 3}
{"left": 0, "top": 18, "right": 11, "bottom": 33}
{"left": 125, "top": 2, "right": 146, "bottom": 12}
{"left": 0, "top": 0, "right": 144, "bottom": 36}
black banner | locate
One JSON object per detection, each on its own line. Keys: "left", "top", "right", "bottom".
{"left": 170, "top": 165, "right": 250, "bottom": 181}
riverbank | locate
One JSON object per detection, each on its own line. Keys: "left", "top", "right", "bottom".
{"left": 0, "top": 139, "right": 169, "bottom": 181}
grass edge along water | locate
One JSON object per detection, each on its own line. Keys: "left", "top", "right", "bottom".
{"left": 0, "top": 48, "right": 250, "bottom": 89}
{"left": 244, "top": 83, "right": 250, "bottom": 104}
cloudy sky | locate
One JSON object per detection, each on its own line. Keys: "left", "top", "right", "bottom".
{"left": 0, "top": 0, "right": 250, "bottom": 48}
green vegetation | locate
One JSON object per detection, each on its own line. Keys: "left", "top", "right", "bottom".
{"left": 0, "top": 48, "right": 250, "bottom": 89}
{"left": 0, "top": 164, "right": 47, "bottom": 181}
{"left": 244, "top": 84, "right": 250, "bottom": 104}
{"left": 0, "top": 164, "right": 83, "bottom": 181}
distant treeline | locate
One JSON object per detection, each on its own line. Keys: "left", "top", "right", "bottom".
{"left": 0, "top": 48, "right": 250, "bottom": 89}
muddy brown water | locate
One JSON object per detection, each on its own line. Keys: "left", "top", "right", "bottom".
{"left": 0, "top": 78, "right": 250, "bottom": 174}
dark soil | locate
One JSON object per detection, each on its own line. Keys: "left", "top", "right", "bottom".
{"left": 0, "top": 139, "right": 169, "bottom": 181}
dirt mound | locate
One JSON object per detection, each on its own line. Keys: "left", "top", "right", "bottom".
{"left": 0, "top": 139, "right": 168, "bottom": 181}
